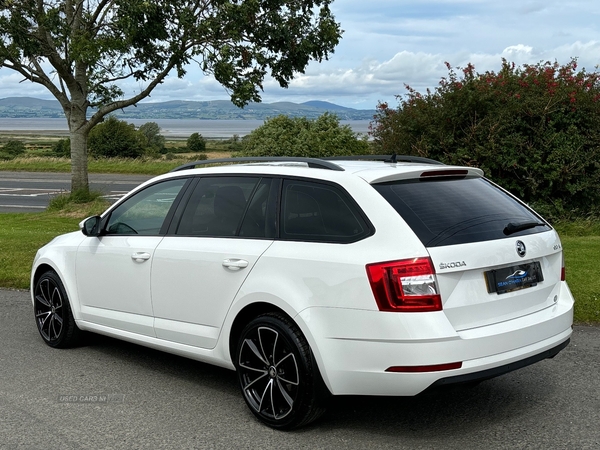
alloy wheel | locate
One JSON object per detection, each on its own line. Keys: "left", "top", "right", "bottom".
{"left": 34, "top": 276, "right": 64, "bottom": 343}
{"left": 238, "top": 325, "right": 300, "bottom": 420}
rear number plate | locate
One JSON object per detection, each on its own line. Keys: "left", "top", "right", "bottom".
{"left": 485, "top": 262, "right": 544, "bottom": 294}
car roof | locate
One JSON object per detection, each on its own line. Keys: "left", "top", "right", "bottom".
{"left": 155, "top": 156, "right": 484, "bottom": 187}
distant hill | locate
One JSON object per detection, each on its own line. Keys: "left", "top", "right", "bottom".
{"left": 0, "top": 97, "right": 376, "bottom": 120}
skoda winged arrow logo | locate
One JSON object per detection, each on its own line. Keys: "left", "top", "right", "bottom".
{"left": 516, "top": 240, "right": 526, "bottom": 258}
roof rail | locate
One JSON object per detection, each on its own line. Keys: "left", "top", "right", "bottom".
{"left": 323, "top": 155, "right": 444, "bottom": 165}
{"left": 169, "top": 157, "right": 345, "bottom": 172}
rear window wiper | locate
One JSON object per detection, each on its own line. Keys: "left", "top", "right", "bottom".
{"left": 503, "top": 221, "right": 546, "bottom": 236}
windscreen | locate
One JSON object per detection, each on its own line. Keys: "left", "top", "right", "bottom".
{"left": 373, "top": 177, "right": 551, "bottom": 247}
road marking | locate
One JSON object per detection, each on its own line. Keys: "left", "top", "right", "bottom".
{"left": 0, "top": 190, "right": 65, "bottom": 197}
{"left": 0, "top": 188, "right": 127, "bottom": 199}
{"left": 0, "top": 204, "right": 45, "bottom": 209}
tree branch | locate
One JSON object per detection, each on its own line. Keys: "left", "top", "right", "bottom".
{"left": 87, "top": 60, "right": 179, "bottom": 130}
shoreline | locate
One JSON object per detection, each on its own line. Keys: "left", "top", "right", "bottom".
{"left": 0, "top": 117, "right": 372, "bottom": 139}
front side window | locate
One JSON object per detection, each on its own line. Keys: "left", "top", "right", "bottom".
{"left": 106, "top": 178, "right": 187, "bottom": 236}
{"left": 280, "top": 179, "right": 371, "bottom": 243}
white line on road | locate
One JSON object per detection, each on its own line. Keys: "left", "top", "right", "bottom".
{"left": 0, "top": 204, "right": 45, "bottom": 209}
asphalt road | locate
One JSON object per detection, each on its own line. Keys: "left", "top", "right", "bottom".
{"left": 0, "top": 288, "right": 598, "bottom": 449}
{"left": 0, "top": 172, "right": 153, "bottom": 212}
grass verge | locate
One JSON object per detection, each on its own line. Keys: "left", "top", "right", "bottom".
{"left": 0, "top": 200, "right": 108, "bottom": 289}
{"left": 0, "top": 153, "right": 233, "bottom": 175}
{"left": 554, "top": 221, "right": 600, "bottom": 324}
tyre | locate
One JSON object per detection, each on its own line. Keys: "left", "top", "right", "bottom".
{"left": 235, "top": 312, "right": 328, "bottom": 429}
{"left": 33, "top": 271, "right": 82, "bottom": 348}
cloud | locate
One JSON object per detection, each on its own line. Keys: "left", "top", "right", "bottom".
{"left": 0, "top": 72, "right": 53, "bottom": 99}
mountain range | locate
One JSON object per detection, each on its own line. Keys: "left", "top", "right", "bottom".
{"left": 0, "top": 97, "right": 376, "bottom": 121}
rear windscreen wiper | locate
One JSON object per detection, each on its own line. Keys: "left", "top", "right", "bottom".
{"left": 503, "top": 221, "right": 546, "bottom": 236}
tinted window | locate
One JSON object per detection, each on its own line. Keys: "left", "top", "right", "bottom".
{"left": 281, "top": 179, "right": 371, "bottom": 243}
{"left": 238, "top": 178, "right": 277, "bottom": 238}
{"left": 106, "top": 178, "right": 187, "bottom": 235}
{"left": 176, "top": 177, "right": 261, "bottom": 237}
{"left": 374, "top": 177, "right": 551, "bottom": 247}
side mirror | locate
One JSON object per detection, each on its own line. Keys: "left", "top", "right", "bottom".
{"left": 79, "top": 216, "right": 102, "bottom": 237}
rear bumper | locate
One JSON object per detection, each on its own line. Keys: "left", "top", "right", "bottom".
{"left": 425, "top": 337, "right": 570, "bottom": 391}
{"left": 297, "top": 288, "right": 573, "bottom": 396}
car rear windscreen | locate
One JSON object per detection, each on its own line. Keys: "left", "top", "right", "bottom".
{"left": 373, "top": 177, "right": 551, "bottom": 247}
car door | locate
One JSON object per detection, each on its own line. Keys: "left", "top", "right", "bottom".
{"left": 150, "top": 176, "right": 277, "bottom": 349}
{"left": 76, "top": 177, "right": 190, "bottom": 336}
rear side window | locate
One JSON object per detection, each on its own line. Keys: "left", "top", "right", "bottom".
{"left": 281, "top": 179, "right": 372, "bottom": 243}
{"left": 176, "top": 177, "right": 261, "bottom": 237}
{"left": 374, "top": 177, "right": 551, "bottom": 247}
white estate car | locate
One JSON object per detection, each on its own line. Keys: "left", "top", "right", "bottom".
{"left": 31, "top": 155, "right": 574, "bottom": 429}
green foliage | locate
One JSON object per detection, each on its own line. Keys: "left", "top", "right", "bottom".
{"left": 2, "top": 139, "right": 26, "bottom": 157}
{"left": 138, "top": 122, "right": 166, "bottom": 155}
{"left": 371, "top": 59, "right": 600, "bottom": 220}
{"left": 187, "top": 133, "right": 207, "bottom": 153}
{"left": 237, "top": 113, "right": 370, "bottom": 157}
{"left": 227, "top": 134, "right": 244, "bottom": 152}
{"left": 52, "top": 138, "right": 71, "bottom": 157}
{"left": 88, "top": 116, "right": 145, "bottom": 158}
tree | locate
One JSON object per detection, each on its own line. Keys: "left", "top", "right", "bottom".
{"left": 370, "top": 59, "right": 600, "bottom": 220}
{"left": 88, "top": 116, "right": 145, "bottom": 158}
{"left": 2, "top": 139, "right": 26, "bottom": 156}
{"left": 187, "top": 132, "right": 206, "bottom": 153}
{"left": 0, "top": 1, "right": 342, "bottom": 192}
{"left": 237, "top": 113, "right": 370, "bottom": 157}
{"left": 138, "top": 122, "right": 165, "bottom": 154}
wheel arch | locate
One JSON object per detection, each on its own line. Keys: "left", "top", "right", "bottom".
{"left": 227, "top": 301, "right": 332, "bottom": 395}
{"left": 31, "top": 260, "right": 81, "bottom": 320}
{"left": 228, "top": 302, "right": 290, "bottom": 363}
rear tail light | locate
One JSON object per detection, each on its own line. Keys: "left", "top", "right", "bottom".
{"left": 366, "top": 257, "right": 442, "bottom": 312}
{"left": 561, "top": 252, "right": 566, "bottom": 281}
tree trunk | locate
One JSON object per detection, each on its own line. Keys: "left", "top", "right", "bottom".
{"left": 68, "top": 107, "right": 89, "bottom": 193}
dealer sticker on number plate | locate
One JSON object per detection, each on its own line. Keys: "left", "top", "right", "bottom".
{"left": 485, "top": 262, "right": 544, "bottom": 295}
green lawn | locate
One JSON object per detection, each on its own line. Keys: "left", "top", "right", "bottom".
{"left": 562, "top": 236, "right": 600, "bottom": 323}
{"left": 0, "top": 212, "right": 83, "bottom": 289}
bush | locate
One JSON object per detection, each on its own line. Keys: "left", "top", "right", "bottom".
{"left": 52, "top": 138, "right": 71, "bottom": 157}
{"left": 236, "top": 113, "right": 370, "bottom": 157}
{"left": 47, "top": 189, "right": 106, "bottom": 211}
{"left": 138, "top": 122, "right": 166, "bottom": 155}
{"left": 187, "top": 132, "right": 206, "bottom": 153}
{"left": 2, "top": 139, "right": 26, "bottom": 157}
{"left": 89, "top": 116, "right": 145, "bottom": 158}
{"left": 228, "top": 134, "right": 244, "bottom": 152}
{"left": 370, "top": 59, "right": 600, "bottom": 220}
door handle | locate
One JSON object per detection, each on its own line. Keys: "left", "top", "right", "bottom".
{"left": 222, "top": 258, "right": 249, "bottom": 271}
{"left": 131, "top": 252, "right": 151, "bottom": 262}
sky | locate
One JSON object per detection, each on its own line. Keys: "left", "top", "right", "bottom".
{"left": 1, "top": 0, "right": 599, "bottom": 110}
